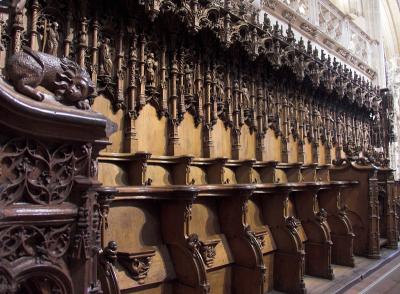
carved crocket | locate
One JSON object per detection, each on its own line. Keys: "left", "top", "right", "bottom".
{"left": 6, "top": 46, "right": 95, "bottom": 109}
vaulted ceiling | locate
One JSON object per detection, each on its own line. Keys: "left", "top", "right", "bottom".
{"left": 381, "top": 0, "right": 400, "bottom": 60}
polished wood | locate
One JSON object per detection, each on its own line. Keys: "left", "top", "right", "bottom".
{"left": 376, "top": 167, "right": 398, "bottom": 249}
{"left": 318, "top": 181, "right": 358, "bottom": 267}
{"left": 254, "top": 184, "right": 307, "bottom": 294}
{"left": 0, "top": 0, "right": 396, "bottom": 293}
{"left": 290, "top": 182, "right": 334, "bottom": 280}
{"left": 330, "top": 161, "right": 381, "bottom": 258}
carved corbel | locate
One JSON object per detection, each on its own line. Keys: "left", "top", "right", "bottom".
{"left": 199, "top": 239, "right": 220, "bottom": 267}
{"left": 117, "top": 248, "right": 156, "bottom": 284}
{"left": 98, "top": 240, "right": 120, "bottom": 293}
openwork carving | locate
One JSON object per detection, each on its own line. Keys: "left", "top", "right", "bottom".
{"left": 1, "top": 0, "right": 384, "bottom": 164}
{"left": 0, "top": 138, "right": 78, "bottom": 206}
{"left": 0, "top": 224, "right": 71, "bottom": 262}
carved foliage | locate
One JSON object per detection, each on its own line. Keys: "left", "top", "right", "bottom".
{"left": 0, "top": 137, "right": 95, "bottom": 206}
{"left": 0, "top": 138, "right": 76, "bottom": 206}
{"left": 0, "top": 224, "right": 71, "bottom": 262}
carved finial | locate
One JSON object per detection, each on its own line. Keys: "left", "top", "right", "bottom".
{"left": 286, "top": 23, "right": 294, "bottom": 42}
{"left": 313, "top": 46, "right": 318, "bottom": 59}
{"left": 298, "top": 37, "right": 305, "bottom": 51}
{"left": 273, "top": 21, "right": 279, "bottom": 36}
{"left": 307, "top": 40, "right": 312, "bottom": 54}
{"left": 263, "top": 13, "right": 271, "bottom": 31}
{"left": 320, "top": 49, "right": 325, "bottom": 62}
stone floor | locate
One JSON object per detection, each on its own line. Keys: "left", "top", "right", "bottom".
{"left": 343, "top": 249, "right": 400, "bottom": 294}
{"left": 270, "top": 244, "right": 400, "bottom": 294}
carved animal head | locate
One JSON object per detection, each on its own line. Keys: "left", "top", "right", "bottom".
{"left": 54, "top": 58, "right": 95, "bottom": 105}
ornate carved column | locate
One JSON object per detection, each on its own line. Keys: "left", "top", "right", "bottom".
{"left": 168, "top": 50, "right": 181, "bottom": 155}
{"left": 125, "top": 31, "right": 139, "bottom": 153}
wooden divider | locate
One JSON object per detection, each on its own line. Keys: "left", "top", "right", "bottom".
{"left": 253, "top": 184, "right": 307, "bottom": 294}
{"left": 330, "top": 160, "right": 398, "bottom": 258}
{"left": 318, "top": 181, "right": 357, "bottom": 267}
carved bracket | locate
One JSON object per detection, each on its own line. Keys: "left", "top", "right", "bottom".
{"left": 117, "top": 248, "right": 156, "bottom": 284}
{"left": 199, "top": 239, "right": 220, "bottom": 268}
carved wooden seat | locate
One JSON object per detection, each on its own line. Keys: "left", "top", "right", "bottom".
{"left": 316, "top": 164, "right": 331, "bottom": 182}
{"left": 99, "top": 185, "right": 198, "bottom": 294}
{"left": 189, "top": 157, "right": 229, "bottom": 184}
{"left": 253, "top": 183, "right": 306, "bottom": 294}
{"left": 162, "top": 184, "right": 264, "bottom": 294}
{"left": 275, "top": 162, "right": 303, "bottom": 183}
{"left": 250, "top": 161, "right": 279, "bottom": 184}
{"left": 318, "top": 181, "right": 358, "bottom": 267}
{"left": 273, "top": 162, "right": 335, "bottom": 279}
{"left": 288, "top": 182, "right": 334, "bottom": 280}
{"left": 301, "top": 163, "right": 318, "bottom": 182}
{"left": 330, "top": 160, "right": 382, "bottom": 258}
{"left": 0, "top": 1, "right": 394, "bottom": 293}
{"left": 97, "top": 153, "right": 269, "bottom": 293}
